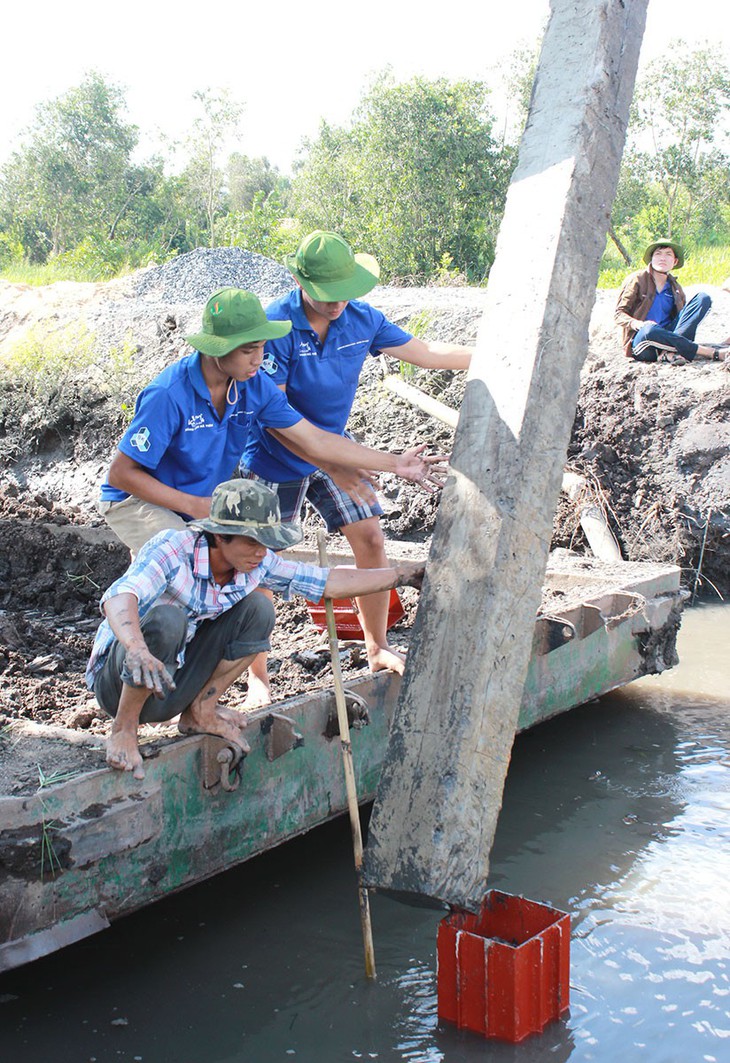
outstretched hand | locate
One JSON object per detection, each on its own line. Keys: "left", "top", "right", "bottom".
{"left": 124, "top": 645, "right": 176, "bottom": 699}
{"left": 321, "top": 464, "right": 380, "bottom": 507}
{"left": 396, "top": 444, "right": 450, "bottom": 492}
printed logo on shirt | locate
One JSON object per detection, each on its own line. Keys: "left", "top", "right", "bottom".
{"left": 130, "top": 427, "right": 151, "bottom": 452}
{"left": 262, "top": 352, "right": 278, "bottom": 375}
{"left": 185, "top": 414, "right": 214, "bottom": 432}
{"left": 298, "top": 340, "right": 317, "bottom": 357}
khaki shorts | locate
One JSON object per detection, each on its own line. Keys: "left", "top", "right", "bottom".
{"left": 99, "top": 496, "right": 188, "bottom": 556}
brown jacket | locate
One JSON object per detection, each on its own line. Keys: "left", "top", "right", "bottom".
{"left": 614, "top": 267, "right": 686, "bottom": 357}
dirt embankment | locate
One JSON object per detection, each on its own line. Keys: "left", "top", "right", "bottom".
{"left": 0, "top": 252, "right": 728, "bottom": 738}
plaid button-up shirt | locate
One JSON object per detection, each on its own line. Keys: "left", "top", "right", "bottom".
{"left": 86, "top": 529, "right": 327, "bottom": 688}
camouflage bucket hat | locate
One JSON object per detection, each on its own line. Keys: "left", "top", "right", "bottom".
{"left": 189, "top": 479, "right": 303, "bottom": 550}
{"left": 185, "top": 288, "right": 292, "bottom": 358}
{"left": 285, "top": 231, "right": 380, "bottom": 302}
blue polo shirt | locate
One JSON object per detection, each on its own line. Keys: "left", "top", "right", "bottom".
{"left": 100, "top": 351, "right": 302, "bottom": 516}
{"left": 243, "top": 289, "right": 411, "bottom": 480}
{"left": 646, "top": 284, "right": 677, "bottom": 329}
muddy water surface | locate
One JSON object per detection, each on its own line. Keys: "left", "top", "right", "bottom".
{"left": 0, "top": 603, "right": 728, "bottom": 1063}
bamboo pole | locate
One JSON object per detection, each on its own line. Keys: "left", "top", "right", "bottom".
{"left": 382, "top": 374, "right": 459, "bottom": 428}
{"left": 317, "top": 529, "right": 376, "bottom": 979}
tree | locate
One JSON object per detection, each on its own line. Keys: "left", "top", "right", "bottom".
{"left": 0, "top": 71, "right": 139, "bottom": 260}
{"left": 613, "top": 41, "right": 730, "bottom": 249}
{"left": 291, "top": 73, "right": 514, "bottom": 282}
{"left": 227, "top": 154, "right": 279, "bottom": 213}
{"left": 182, "top": 88, "right": 244, "bottom": 247}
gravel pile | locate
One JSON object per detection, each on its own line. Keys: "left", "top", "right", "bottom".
{"left": 133, "top": 247, "right": 292, "bottom": 305}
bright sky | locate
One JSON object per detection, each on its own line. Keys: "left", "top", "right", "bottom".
{"left": 2, "top": 0, "right": 728, "bottom": 175}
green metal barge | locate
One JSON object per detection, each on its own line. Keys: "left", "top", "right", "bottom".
{"left": 0, "top": 552, "right": 684, "bottom": 973}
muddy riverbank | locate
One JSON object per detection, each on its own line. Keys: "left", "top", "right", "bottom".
{"left": 0, "top": 251, "right": 728, "bottom": 736}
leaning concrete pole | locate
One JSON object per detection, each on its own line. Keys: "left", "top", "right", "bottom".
{"left": 363, "top": 0, "right": 649, "bottom": 909}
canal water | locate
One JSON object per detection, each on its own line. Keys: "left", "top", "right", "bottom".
{"left": 1, "top": 602, "right": 728, "bottom": 1063}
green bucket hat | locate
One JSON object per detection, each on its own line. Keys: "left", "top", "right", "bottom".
{"left": 185, "top": 288, "right": 292, "bottom": 358}
{"left": 285, "top": 231, "right": 380, "bottom": 302}
{"left": 189, "top": 479, "right": 303, "bottom": 550}
{"left": 644, "top": 239, "right": 685, "bottom": 269}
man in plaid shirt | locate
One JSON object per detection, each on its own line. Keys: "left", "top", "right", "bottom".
{"left": 88, "top": 479, "right": 424, "bottom": 779}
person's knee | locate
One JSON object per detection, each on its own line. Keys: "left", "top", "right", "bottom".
{"left": 141, "top": 605, "right": 187, "bottom": 657}
{"left": 349, "top": 518, "right": 385, "bottom": 555}
{"left": 233, "top": 593, "right": 276, "bottom": 640}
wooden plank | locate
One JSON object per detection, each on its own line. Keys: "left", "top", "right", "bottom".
{"left": 362, "top": 0, "right": 650, "bottom": 909}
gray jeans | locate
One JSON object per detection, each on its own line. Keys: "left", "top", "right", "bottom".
{"left": 94, "top": 595, "right": 275, "bottom": 723}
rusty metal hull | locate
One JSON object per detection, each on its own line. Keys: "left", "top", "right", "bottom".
{"left": 0, "top": 556, "right": 684, "bottom": 972}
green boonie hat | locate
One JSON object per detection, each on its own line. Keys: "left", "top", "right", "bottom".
{"left": 285, "top": 231, "right": 380, "bottom": 302}
{"left": 189, "top": 479, "right": 303, "bottom": 550}
{"left": 185, "top": 288, "right": 292, "bottom": 358}
{"left": 644, "top": 239, "right": 685, "bottom": 269}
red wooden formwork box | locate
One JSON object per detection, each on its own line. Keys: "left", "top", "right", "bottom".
{"left": 437, "top": 890, "right": 570, "bottom": 1042}
{"left": 306, "top": 588, "right": 404, "bottom": 640}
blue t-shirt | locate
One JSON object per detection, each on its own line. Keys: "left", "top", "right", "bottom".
{"left": 100, "top": 351, "right": 302, "bottom": 516}
{"left": 646, "top": 284, "right": 676, "bottom": 329}
{"left": 243, "top": 289, "right": 411, "bottom": 480}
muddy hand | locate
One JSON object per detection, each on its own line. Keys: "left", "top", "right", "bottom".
{"left": 395, "top": 562, "right": 426, "bottom": 590}
{"left": 124, "top": 646, "right": 176, "bottom": 698}
{"left": 421, "top": 452, "right": 450, "bottom": 490}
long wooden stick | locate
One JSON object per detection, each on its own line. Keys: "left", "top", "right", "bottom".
{"left": 317, "top": 529, "right": 376, "bottom": 980}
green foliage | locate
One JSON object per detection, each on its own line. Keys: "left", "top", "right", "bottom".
{"left": 397, "top": 310, "right": 436, "bottom": 379}
{"left": 182, "top": 88, "right": 245, "bottom": 248}
{"left": 227, "top": 154, "right": 282, "bottom": 213}
{"left": 217, "top": 190, "right": 298, "bottom": 261}
{"left": 405, "top": 309, "right": 436, "bottom": 339}
{"left": 598, "top": 243, "right": 730, "bottom": 288}
{"left": 612, "top": 41, "right": 730, "bottom": 250}
{"left": 431, "top": 253, "right": 467, "bottom": 287}
{"left": 0, "top": 323, "right": 146, "bottom": 458}
{"left": 0, "top": 72, "right": 139, "bottom": 261}
{"left": 290, "top": 73, "right": 513, "bottom": 283}
{"left": 0, "top": 73, "right": 194, "bottom": 273}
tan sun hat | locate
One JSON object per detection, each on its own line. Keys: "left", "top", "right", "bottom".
{"left": 643, "top": 239, "right": 685, "bottom": 269}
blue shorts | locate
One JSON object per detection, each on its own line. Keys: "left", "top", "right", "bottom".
{"left": 238, "top": 466, "right": 383, "bottom": 533}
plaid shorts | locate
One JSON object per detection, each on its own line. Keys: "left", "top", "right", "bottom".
{"left": 238, "top": 465, "right": 383, "bottom": 533}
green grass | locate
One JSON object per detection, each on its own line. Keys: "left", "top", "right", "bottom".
{"left": 5, "top": 243, "right": 729, "bottom": 290}
{"left": 1, "top": 261, "right": 104, "bottom": 285}
{"left": 598, "top": 245, "right": 730, "bottom": 289}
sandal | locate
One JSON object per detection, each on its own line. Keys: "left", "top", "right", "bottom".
{"left": 658, "top": 350, "right": 688, "bottom": 366}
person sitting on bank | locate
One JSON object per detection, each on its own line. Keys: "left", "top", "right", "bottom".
{"left": 87, "top": 479, "right": 426, "bottom": 779}
{"left": 614, "top": 238, "right": 729, "bottom": 365}
{"left": 240, "top": 230, "right": 474, "bottom": 689}
{"left": 99, "top": 287, "right": 443, "bottom": 559}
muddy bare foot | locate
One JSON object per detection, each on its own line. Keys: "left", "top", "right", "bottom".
{"left": 217, "top": 705, "right": 252, "bottom": 728}
{"left": 178, "top": 704, "right": 251, "bottom": 753}
{"left": 243, "top": 674, "right": 272, "bottom": 709}
{"left": 368, "top": 645, "right": 406, "bottom": 675}
{"left": 106, "top": 730, "right": 145, "bottom": 779}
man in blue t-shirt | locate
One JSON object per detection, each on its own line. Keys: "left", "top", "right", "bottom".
{"left": 615, "top": 239, "right": 728, "bottom": 365}
{"left": 100, "top": 287, "right": 440, "bottom": 709}
{"left": 241, "top": 231, "right": 474, "bottom": 692}
{"left": 100, "top": 287, "right": 442, "bottom": 558}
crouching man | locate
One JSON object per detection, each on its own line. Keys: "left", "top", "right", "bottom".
{"left": 86, "top": 479, "right": 425, "bottom": 779}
